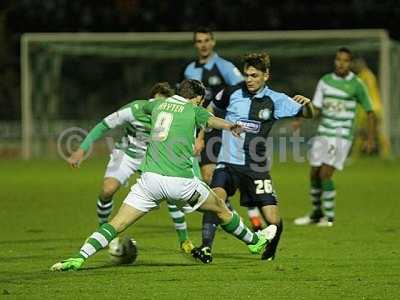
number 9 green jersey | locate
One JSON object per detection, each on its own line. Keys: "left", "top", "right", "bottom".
{"left": 140, "top": 95, "right": 212, "bottom": 178}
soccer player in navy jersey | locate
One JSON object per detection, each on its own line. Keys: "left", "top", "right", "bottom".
{"left": 192, "top": 52, "right": 315, "bottom": 263}
{"left": 184, "top": 27, "right": 243, "bottom": 184}
{"left": 184, "top": 28, "right": 267, "bottom": 236}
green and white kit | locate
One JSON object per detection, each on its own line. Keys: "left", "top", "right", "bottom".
{"left": 79, "top": 99, "right": 150, "bottom": 184}
{"left": 309, "top": 72, "right": 373, "bottom": 170}
{"left": 124, "top": 95, "right": 213, "bottom": 213}
{"left": 80, "top": 98, "right": 202, "bottom": 184}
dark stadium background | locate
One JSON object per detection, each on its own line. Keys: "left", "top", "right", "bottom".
{"left": 1, "top": 2, "right": 399, "bottom": 298}
{"left": 0, "top": 0, "right": 399, "bottom": 121}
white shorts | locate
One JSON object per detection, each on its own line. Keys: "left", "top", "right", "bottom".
{"left": 308, "top": 136, "right": 352, "bottom": 171}
{"left": 123, "top": 172, "right": 210, "bottom": 213}
{"left": 104, "top": 149, "right": 143, "bottom": 185}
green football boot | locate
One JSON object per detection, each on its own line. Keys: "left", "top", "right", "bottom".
{"left": 248, "top": 225, "right": 278, "bottom": 254}
{"left": 50, "top": 258, "right": 84, "bottom": 271}
{"left": 248, "top": 233, "right": 268, "bottom": 254}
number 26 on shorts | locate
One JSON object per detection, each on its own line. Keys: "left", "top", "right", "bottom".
{"left": 254, "top": 179, "right": 273, "bottom": 194}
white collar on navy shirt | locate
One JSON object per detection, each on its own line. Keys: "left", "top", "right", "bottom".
{"left": 202, "top": 53, "right": 219, "bottom": 70}
{"left": 250, "top": 85, "right": 270, "bottom": 99}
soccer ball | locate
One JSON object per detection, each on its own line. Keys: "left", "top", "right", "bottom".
{"left": 108, "top": 236, "right": 138, "bottom": 265}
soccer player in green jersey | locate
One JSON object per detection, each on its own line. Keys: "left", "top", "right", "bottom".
{"left": 294, "top": 47, "right": 376, "bottom": 227}
{"left": 51, "top": 79, "right": 274, "bottom": 271}
{"left": 67, "top": 82, "right": 195, "bottom": 253}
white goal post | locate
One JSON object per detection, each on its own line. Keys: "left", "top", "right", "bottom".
{"left": 21, "top": 29, "right": 393, "bottom": 159}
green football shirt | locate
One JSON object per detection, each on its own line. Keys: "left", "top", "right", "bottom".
{"left": 313, "top": 72, "right": 373, "bottom": 140}
{"left": 140, "top": 95, "right": 212, "bottom": 178}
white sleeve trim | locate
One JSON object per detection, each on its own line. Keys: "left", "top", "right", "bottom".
{"left": 103, "top": 107, "right": 135, "bottom": 129}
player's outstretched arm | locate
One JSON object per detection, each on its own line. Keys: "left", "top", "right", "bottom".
{"left": 69, "top": 103, "right": 138, "bottom": 168}
{"left": 67, "top": 121, "right": 110, "bottom": 168}
{"left": 292, "top": 95, "right": 315, "bottom": 119}
{"left": 207, "top": 116, "right": 243, "bottom": 137}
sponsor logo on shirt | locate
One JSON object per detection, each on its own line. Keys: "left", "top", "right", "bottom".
{"left": 236, "top": 119, "right": 261, "bottom": 133}
{"left": 258, "top": 108, "right": 272, "bottom": 120}
{"left": 208, "top": 75, "right": 222, "bottom": 86}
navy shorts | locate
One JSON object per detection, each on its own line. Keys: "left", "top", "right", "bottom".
{"left": 210, "top": 163, "right": 277, "bottom": 207}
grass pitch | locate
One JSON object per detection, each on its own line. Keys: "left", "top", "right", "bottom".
{"left": 0, "top": 157, "right": 399, "bottom": 299}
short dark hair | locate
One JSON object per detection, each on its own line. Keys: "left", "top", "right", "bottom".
{"left": 337, "top": 47, "right": 353, "bottom": 60}
{"left": 177, "top": 79, "right": 206, "bottom": 99}
{"left": 149, "top": 82, "right": 174, "bottom": 98}
{"left": 193, "top": 27, "right": 214, "bottom": 42}
{"left": 243, "top": 52, "right": 271, "bottom": 73}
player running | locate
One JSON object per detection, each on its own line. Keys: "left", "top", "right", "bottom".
{"left": 294, "top": 48, "right": 375, "bottom": 227}
{"left": 184, "top": 27, "right": 265, "bottom": 232}
{"left": 191, "top": 52, "right": 315, "bottom": 263}
{"left": 51, "top": 79, "right": 275, "bottom": 271}
{"left": 67, "top": 82, "right": 195, "bottom": 253}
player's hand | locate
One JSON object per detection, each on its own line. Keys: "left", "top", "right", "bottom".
{"left": 67, "top": 148, "right": 85, "bottom": 168}
{"left": 292, "top": 95, "right": 311, "bottom": 105}
{"left": 194, "top": 137, "right": 205, "bottom": 156}
{"left": 230, "top": 124, "right": 244, "bottom": 137}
